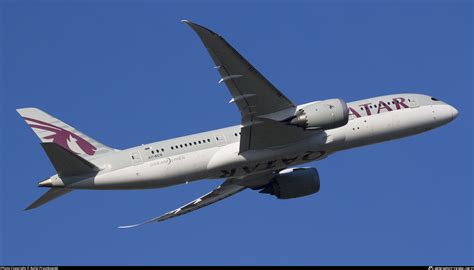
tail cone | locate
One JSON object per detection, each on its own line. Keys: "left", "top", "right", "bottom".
{"left": 38, "top": 178, "right": 52, "bottom": 187}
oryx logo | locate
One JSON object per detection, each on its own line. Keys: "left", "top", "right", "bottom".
{"left": 23, "top": 117, "right": 97, "bottom": 156}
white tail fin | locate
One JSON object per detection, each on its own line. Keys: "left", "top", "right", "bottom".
{"left": 17, "top": 107, "right": 116, "bottom": 160}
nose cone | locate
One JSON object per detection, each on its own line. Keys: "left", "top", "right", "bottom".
{"left": 449, "top": 105, "right": 459, "bottom": 120}
{"left": 433, "top": 104, "right": 458, "bottom": 126}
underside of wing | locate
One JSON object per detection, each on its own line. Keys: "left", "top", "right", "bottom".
{"left": 119, "top": 180, "right": 245, "bottom": 228}
{"left": 119, "top": 172, "right": 274, "bottom": 228}
{"left": 239, "top": 118, "right": 312, "bottom": 152}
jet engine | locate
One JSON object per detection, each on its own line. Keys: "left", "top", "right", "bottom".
{"left": 259, "top": 167, "right": 320, "bottom": 199}
{"left": 286, "top": 98, "right": 349, "bottom": 130}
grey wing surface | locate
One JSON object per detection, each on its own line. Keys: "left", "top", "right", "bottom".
{"left": 119, "top": 180, "right": 245, "bottom": 228}
{"left": 118, "top": 173, "right": 274, "bottom": 228}
{"left": 182, "top": 20, "right": 294, "bottom": 119}
{"left": 182, "top": 20, "right": 310, "bottom": 152}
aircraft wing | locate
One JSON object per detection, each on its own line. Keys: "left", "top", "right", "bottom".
{"left": 182, "top": 20, "right": 310, "bottom": 152}
{"left": 119, "top": 173, "right": 274, "bottom": 228}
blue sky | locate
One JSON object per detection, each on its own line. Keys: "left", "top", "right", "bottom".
{"left": 1, "top": 0, "right": 472, "bottom": 266}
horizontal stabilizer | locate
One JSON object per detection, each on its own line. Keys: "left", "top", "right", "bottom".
{"left": 25, "top": 188, "right": 73, "bottom": 210}
{"left": 41, "top": 142, "right": 99, "bottom": 177}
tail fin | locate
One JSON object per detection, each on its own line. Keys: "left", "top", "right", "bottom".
{"left": 17, "top": 107, "right": 116, "bottom": 160}
{"left": 41, "top": 142, "right": 99, "bottom": 177}
{"left": 25, "top": 188, "right": 73, "bottom": 210}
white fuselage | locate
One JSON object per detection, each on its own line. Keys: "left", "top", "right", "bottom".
{"left": 48, "top": 93, "right": 457, "bottom": 190}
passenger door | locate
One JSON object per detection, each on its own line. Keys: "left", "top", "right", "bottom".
{"left": 214, "top": 133, "right": 226, "bottom": 147}
{"left": 130, "top": 151, "right": 143, "bottom": 165}
{"left": 408, "top": 97, "right": 419, "bottom": 108}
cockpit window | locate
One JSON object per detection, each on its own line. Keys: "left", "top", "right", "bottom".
{"left": 431, "top": 97, "right": 439, "bottom": 101}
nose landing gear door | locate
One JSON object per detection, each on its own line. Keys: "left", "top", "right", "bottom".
{"left": 408, "top": 97, "right": 419, "bottom": 108}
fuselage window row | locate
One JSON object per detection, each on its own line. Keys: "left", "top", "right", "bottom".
{"left": 150, "top": 148, "right": 165, "bottom": 154}
{"left": 168, "top": 138, "right": 213, "bottom": 151}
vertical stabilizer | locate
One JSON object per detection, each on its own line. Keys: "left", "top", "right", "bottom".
{"left": 17, "top": 107, "right": 116, "bottom": 160}
{"left": 40, "top": 142, "right": 99, "bottom": 177}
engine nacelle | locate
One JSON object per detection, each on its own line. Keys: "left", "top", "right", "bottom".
{"left": 289, "top": 98, "right": 349, "bottom": 130}
{"left": 259, "top": 167, "right": 320, "bottom": 199}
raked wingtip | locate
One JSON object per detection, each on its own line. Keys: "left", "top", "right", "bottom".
{"left": 118, "top": 223, "right": 142, "bottom": 229}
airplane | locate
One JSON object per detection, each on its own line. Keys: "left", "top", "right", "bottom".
{"left": 17, "top": 20, "right": 458, "bottom": 228}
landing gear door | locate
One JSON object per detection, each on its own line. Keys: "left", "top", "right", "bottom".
{"left": 408, "top": 97, "right": 419, "bottom": 108}
{"left": 130, "top": 151, "right": 143, "bottom": 165}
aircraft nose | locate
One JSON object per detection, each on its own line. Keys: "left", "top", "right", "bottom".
{"left": 449, "top": 105, "right": 459, "bottom": 120}
{"left": 433, "top": 104, "right": 458, "bottom": 125}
